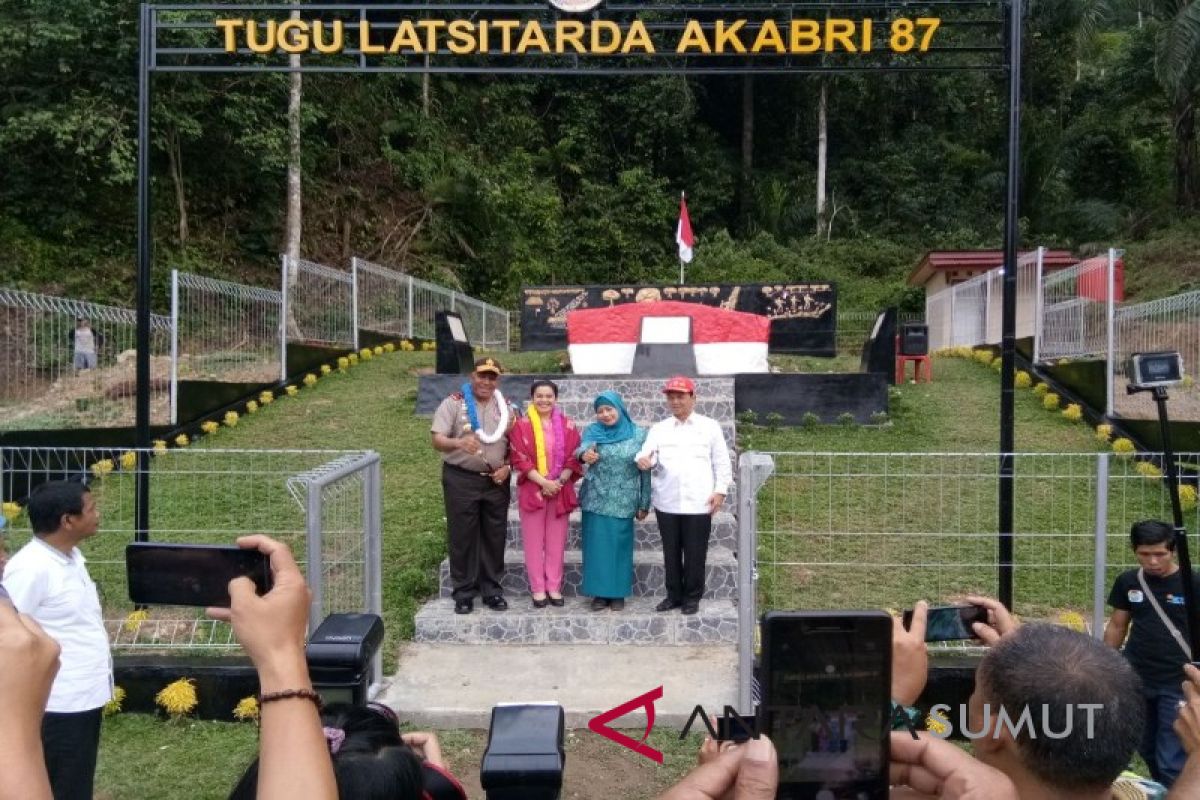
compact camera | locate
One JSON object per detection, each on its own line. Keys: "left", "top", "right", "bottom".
{"left": 1128, "top": 351, "right": 1185, "bottom": 390}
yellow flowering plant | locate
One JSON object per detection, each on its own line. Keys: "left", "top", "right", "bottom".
{"left": 973, "top": 350, "right": 993, "bottom": 366}
{"left": 400, "top": 340, "right": 415, "bottom": 351}
{"left": 1135, "top": 461, "right": 1163, "bottom": 481}
{"left": 320, "top": 364, "right": 332, "bottom": 375}
{"left": 1058, "top": 611, "right": 1086, "bottom": 632}
{"left": 1015, "top": 371, "right": 1032, "bottom": 388}
{"left": 337, "top": 356, "right": 349, "bottom": 372}
{"left": 373, "top": 346, "right": 384, "bottom": 356}
{"left": 259, "top": 391, "right": 274, "bottom": 405}
{"left": 383, "top": 342, "right": 395, "bottom": 353}
{"left": 104, "top": 686, "right": 126, "bottom": 717}
{"left": 152, "top": 439, "right": 168, "bottom": 455}
{"left": 224, "top": 411, "right": 239, "bottom": 427}
{"left": 1, "top": 502, "right": 21, "bottom": 523}
{"left": 200, "top": 420, "right": 220, "bottom": 435}
{"left": 360, "top": 348, "right": 373, "bottom": 360}
{"left": 175, "top": 434, "right": 190, "bottom": 448}
{"left": 90, "top": 459, "right": 114, "bottom": 479}
{"left": 246, "top": 400, "right": 259, "bottom": 413}
{"left": 348, "top": 353, "right": 359, "bottom": 365}
{"left": 285, "top": 385, "right": 299, "bottom": 397}
{"left": 120, "top": 450, "right": 138, "bottom": 471}
{"left": 1032, "top": 383, "right": 1050, "bottom": 396}
{"left": 156, "top": 678, "right": 198, "bottom": 719}
{"left": 1062, "top": 403, "right": 1082, "bottom": 422}
{"left": 421, "top": 341, "right": 435, "bottom": 351}
{"left": 303, "top": 373, "right": 318, "bottom": 387}
{"left": 990, "top": 357, "right": 1002, "bottom": 371}
{"left": 123, "top": 608, "right": 149, "bottom": 634}
{"left": 1180, "top": 484, "right": 1198, "bottom": 512}
{"left": 1095, "top": 424, "right": 1113, "bottom": 443}
{"left": 233, "top": 696, "right": 260, "bottom": 722}
{"left": 1042, "top": 393, "right": 1060, "bottom": 411}
{"left": 1112, "top": 438, "right": 1136, "bottom": 459}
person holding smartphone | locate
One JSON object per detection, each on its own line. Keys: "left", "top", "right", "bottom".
{"left": 1105, "top": 520, "right": 1200, "bottom": 787}
{"left": 1, "top": 481, "right": 111, "bottom": 800}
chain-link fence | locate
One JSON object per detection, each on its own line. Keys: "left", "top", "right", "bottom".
{"left": 0, "top": 288, "right": 172, "bottom": 431}
{"left": 170, "top": 270, "right": 282, "bottom": 423}
{"left": 0, "top": 447, "right": 380, "bottom": 673}
{"left": 282, "top": 256, "right": 356, "bottom": 350}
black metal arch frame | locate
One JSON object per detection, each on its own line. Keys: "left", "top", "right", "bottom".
{"left": 134, "top": 1, "right": 1024, "bottom": 606}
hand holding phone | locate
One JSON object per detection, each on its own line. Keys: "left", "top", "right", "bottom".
{"left": 126, "top": 542, "right": 272, "bottom": 608}
{"left": 903, "top": 604, "right": 988, "bottom": 643}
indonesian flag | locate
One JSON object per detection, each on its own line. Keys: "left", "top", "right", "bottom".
{"left": 676, "top": 193, "right": 694, "bottom": 263}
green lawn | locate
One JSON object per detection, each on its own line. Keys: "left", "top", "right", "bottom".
{"left": 6, "top": 347, "right": 1187, "bottom": 797}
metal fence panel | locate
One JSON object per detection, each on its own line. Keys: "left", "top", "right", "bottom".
{"left": 0, "top": 288, "right": 172, "bottom": 431}
{"left": 352, "top": 258, "right": 510, "bottom": 350}
{"left": 171, "top": 270, "right": 282, "bottom": 423}
{"left": 1039, "top": 255, "right": 1111, "bottom": 362}
{"left": 1112, "top": 288, "right": 1200, "bottom": 420}
{"left": 282, "top": 256, "right": 356, "bottom": 348}
{"left": 0, "top": 447, "right": 380, "bottom": 653}
{"left": 750, "top": 451, "right": 1200, "bottom": 625}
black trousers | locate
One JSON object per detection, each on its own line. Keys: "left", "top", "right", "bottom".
{"left": 442, "top": 463, "right": 510, "bottom": 601}
{"left": 42, "top": 707, "right": 103, "bottom": 800}
{"left": 656, "top": 510, "right": 712, "bottom": 603}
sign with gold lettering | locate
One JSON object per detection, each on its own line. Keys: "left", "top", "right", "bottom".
{"left": 521, "top": 283, "right": 837, "bottom": 355}
{"left": 212, "top": 16, "right": 942, "bottom": 57}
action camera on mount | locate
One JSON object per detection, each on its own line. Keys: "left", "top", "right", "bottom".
{"left": 481, "top": 702, "right": 565, "bottom": 800}
{"left": 1128, "top": 351, "right": 1185, "bottom": 390}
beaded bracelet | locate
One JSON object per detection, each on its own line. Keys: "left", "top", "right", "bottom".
{"left": 259, "top": 688, "right": 324, "bottom": 711}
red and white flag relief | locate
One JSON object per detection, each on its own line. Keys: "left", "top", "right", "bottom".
{"left": 676, "top": 192, "right": 694, "bottom": 263}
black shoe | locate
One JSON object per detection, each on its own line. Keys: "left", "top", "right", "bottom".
{"left": 547, "top": 595, "right": 565, "bottom": 607}
{"left": 454, "top": 599, "right": 473, "bottom": 615}
{"left": 609, "top": 599, "right": 626, "bottom": 611}
{"left": 655, "top": 598, "right": 682, "bottom": 613}
{"left": 681, "top": 601, "right": 700, "bottom": 615}
{"left": 483, "top": 595, "right": 508, "bottom": 611}
{"left": 532, "top": 596, "right": 548, "bottom": 609}
{"left": 591, "top": 597, "right": 610, "bottom": 611}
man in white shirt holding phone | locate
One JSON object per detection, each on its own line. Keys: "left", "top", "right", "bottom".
{"left": 2, "top": 480, "right": 112, "bottom": 800}
{"left": 636, "top": 375, "right": 732, "bottom": 615}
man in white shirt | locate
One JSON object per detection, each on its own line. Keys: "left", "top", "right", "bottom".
{"left": 2, "top": 481, "right": 112, "bottom": 800}
{"left": 636, "top": 375, "right": 733, "bottom": 615}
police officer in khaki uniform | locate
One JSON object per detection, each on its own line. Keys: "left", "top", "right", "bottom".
{"left": 430, "top": 357, "right": 515, "bottom": 614}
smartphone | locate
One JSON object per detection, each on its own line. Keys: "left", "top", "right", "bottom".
{"left": 760, "top": 611, "right": 891, "bottom": 800}
{"left": 126, "top": 543, "right": 272, "bottom": 608}
{"left": 904, "top": 604, "right": 988, "bottom": 643}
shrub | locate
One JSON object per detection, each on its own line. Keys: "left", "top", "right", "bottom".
{"left": 764, "top": 412, "right": 785, "bottom": 431}
{"left": 991, "top": 357, "right": 1003, "bottom": 371}
{"left": 1015, "top": 371, "right": 1032, "bottom": 388}
{"left": 1180, "top": 484, "right": 1198, "bottom": 512}
{"left": 1135, "top": 460, "right": 1163, "bottom": 481}
{"left": 838, "top": 412, "right": 857, "bottom": 426}
{"left": 1042, "top": 393, "right": 1060, "bottom": 410}
{"left": 973, "top": 349, "right": 993, "bottom": 365}
{"left": 1061, "top": 403, "right": 1082, "bottom": 422}
{"left": 1033, "top": 383, "right": 1050, "bottom": 396}
{"left": 801, "top": 412, "right": 821, "bottom": 429}
{"left": 1095, "top": 424, "right": 1112, "bottom": 442}
{"left": 1112, "top": 437, "right": 1136, "bottom": 458}
{"left": 870, "top": 411, "right": 890, "bottom": 425}
{"left": 736, "top": 409, "right": 759, "bottom": 428}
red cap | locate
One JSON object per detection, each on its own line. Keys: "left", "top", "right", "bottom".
{"left": 662, "top": 375, "right": 696, "bottom": 394}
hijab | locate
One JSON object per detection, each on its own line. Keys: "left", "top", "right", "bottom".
{"left": 580, "top": 390, "right": 638, "bottom": 449}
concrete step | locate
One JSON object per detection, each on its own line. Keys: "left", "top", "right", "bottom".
{"left": 504, "top": 509, "right": 737, "bottom": 552}
{"left": 377, "top": 642, "right": 738, "bottom": 729}
{"left": 414, "top": 597, "right": 738, "bottom": 646}
{"left": 438, "top": 546, "right": 739, "bottom": 600}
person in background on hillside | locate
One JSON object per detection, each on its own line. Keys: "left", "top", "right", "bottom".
{"left": 509, "top": 380, "right": 582, "bottom": 608}
{"left": 430, "top": 357, "right": 515, "bottom": 615}
{"left": 636, "top": 376, "right": 732, "bottom": 616}
{"left": 1105, "top": 519, "right": 1200, "bottom": 787}
{"left": 576, "top": 391, "right": 651, "bottom": 612}
{"left": 69, "top": 318, "right": 99, "bottom": 372}
{"left": 1, "top": 481, "right": 111, "bottom": 800}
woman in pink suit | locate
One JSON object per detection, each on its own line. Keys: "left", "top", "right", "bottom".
{"left": 509, "top": 380, "right": 582, "bottom": 608}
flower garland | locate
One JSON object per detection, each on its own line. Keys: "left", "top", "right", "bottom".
{"left": 461, "top": 383, "right": 509, "bottom": 445}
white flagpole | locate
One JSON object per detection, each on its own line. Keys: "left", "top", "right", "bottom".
{"left": 679, "top": 191, "right": 686, "bottom": 285}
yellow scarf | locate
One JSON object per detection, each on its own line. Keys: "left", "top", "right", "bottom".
{"left": 528, "top": 403, "right": 549, "bottom": 476}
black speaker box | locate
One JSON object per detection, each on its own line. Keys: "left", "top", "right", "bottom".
{"left": 899, "top": 324, "right": 929, "bottom": 357}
